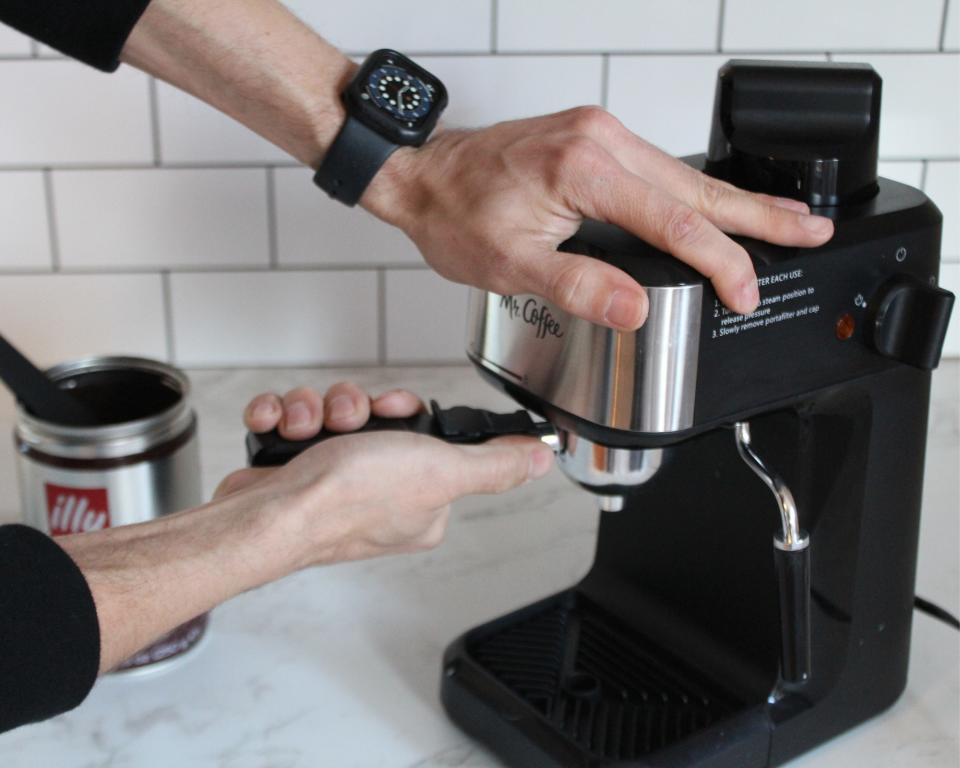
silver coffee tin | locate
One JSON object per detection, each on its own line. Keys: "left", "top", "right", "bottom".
{"left": 15, "top": 356, "right": 202, "bottom": 532}
{"left": 14, "top": 356, "right": 206, "bottom": 671}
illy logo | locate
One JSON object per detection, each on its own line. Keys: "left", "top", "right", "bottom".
{"left": 45, "top": 484, "right": 110, "bottom": 536}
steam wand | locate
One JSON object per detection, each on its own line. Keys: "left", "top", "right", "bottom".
{"left": 734, "top": 422, "right": 812, "bottom": 693}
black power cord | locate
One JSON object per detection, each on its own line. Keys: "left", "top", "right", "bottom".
{"left": 914, "top": 596, "right": 960, "bottom": 630}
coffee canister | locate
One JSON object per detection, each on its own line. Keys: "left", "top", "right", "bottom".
{"left": 14, "top": 355, "right": 208, "bottom": 672}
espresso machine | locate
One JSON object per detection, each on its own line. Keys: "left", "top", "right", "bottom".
{"left": 248, "top": 61, "right": 955, "bottom": 766}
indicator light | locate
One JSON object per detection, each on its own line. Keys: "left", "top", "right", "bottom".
{"left": 836, "top": 313, "right": 855, "bottom": 340}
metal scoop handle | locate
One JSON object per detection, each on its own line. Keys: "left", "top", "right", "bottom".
{"left": 246, "top": 400, "right": 553, "bottom": 467}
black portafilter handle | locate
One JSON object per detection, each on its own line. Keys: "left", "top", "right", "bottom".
{"left": 774, "top": 537, "right": 812, "bottom": 688}
{"left": 246, "top": 399, "right": 553, "bottom": 467}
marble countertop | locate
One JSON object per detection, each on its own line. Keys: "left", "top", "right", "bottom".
{"left": 0, "top": 364, "right": 957, "bottom": 768}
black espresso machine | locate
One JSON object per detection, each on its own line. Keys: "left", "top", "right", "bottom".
{"left": 248, "top": 61, "right": 956, "bottom": 767}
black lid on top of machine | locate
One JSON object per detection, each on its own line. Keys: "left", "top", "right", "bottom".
{"left": 704, "top": 60, "right": 881, "bottom": 208}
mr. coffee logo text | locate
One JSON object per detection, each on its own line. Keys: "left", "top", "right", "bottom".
{"left": 499, "top": 296, "right": 564, "bottom": 339}
{"left": 45, "top": 483, "right": 110, "bottom": 536}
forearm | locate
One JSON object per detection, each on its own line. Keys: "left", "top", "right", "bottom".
{"left": 56, "top": 486, "right": 317, "bottom": 674}
{"left": 121, "top": 0, "right": 354, "bottom": 168}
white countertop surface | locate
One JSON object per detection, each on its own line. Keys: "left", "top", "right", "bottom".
{"left": 0, "top": 364, "right": 957, "bottom": 768}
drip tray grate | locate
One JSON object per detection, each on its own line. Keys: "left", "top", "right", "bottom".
{"left": 468, "top": 597, "right": 741, "bottom": 761}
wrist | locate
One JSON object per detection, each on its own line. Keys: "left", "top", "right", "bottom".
{"left": 249, "top": 472, "right": 352, "bottom": 571}
{"left": 358, "top": 146, "right": 422, "bottom": 229}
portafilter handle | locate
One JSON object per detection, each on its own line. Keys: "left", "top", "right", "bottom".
{"left": 734, "top": 422, "right": 812, "bottom": 691}
{"left": 245, "top": 400, "right": 557, "bottom": 467}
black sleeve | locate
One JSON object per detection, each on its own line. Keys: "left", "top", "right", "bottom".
{"left": 0, "top": 0, "right": 153, "bottom": 72}
{"left": 0, "top": 524, "right": 100, "bottom": 734}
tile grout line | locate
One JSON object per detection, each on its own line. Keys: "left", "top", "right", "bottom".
{"left": 148, "top": 77, "right": 163, "bottom": 166}
{"left": 941, "top": 0, "right": 951, "bottom": 51}
{"left": 41, "top": 169, "right": 61, "bottom": 272}
{"left": 920, "top": 159, "right": 930, "bottom": 191}
{"left": 343, "top": 48, "right": 953, "bottom": 57}
{"left": 716, "top": 0, "right": 726, "bottom": 52}
{"left": 265, "top": 167, "right": 279, "bottom": 268}
{"left": 29, "top": 40, "right": 39, "bottom": 58}
{"left": 0, "top": 47, "right": 954, "bottom": 59}
{"left": 0, "top": 263, "right": 436, "bottom": 277}
{"left": 490, "top": 0, "right": 499, "bottom": 54}
{"left": 600, "top": 54, "right": 610, "bottom": 108}
{"left": 0, "top": 155, "right": 956, "bottom": 174}
{"left": 0, "top": 161, "right": 302, "bottom": 172}
{"left": 161, "top": 271, "right": 177, "bottom": 363}
{"left": 377, "top": 268, "right": 387, "bottom": 365}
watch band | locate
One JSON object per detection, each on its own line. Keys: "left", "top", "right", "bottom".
{"left": 313, "top": 116, "right": 399, "bottom": 207}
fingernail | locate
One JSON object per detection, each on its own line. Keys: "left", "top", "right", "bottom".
{"left": 528, "top": 448, "right": 554, "bottom": 480}
{"left": 326, "top": 394, "right": 355, "bottom": 422}
{"left": 740, "top": 280, "right": 760, "bottom": 312}
{"left": 251, "top": 401, "right": 276, "bottom": 421}
{"left": 285, "top": 401, "right": 311, "bottom": 430}
{"left": 801, "top": 215, "right": 833, "bottom": 236}
{"left": 603, "top": 291, "right": 645, "bottom": 329}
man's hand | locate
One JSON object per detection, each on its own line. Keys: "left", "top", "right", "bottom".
{"left": 363, "top": 107, "right": 835, "bottom": 330}
{"left": 123, "top": 7, "right": 831, "bottom": 332}
{"left": 60, "top": 380, "right": 552, "bottom": 673}
{"left": 221, "top": 382, "right": 555, "bottom": 562}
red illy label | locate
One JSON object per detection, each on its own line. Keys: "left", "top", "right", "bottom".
{"left": 45, "top": 484, "right": 110, "bottom": 536}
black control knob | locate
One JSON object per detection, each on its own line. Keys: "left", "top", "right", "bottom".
{"left": 705, "top": 61, "right": 881, "bottom": 207}
{"left": 868, "top": 276, "right": 955, "bottom": 370}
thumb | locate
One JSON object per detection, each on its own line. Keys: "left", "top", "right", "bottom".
{"left": 450, "top": 437, "right": 554, "bottom": 497}
{"left": 521, "top": 251, "right": 649, "bottom": 331}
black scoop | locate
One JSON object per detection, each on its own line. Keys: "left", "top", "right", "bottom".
{"left": 0, "top": 334, "right": 99, "bottom": 426}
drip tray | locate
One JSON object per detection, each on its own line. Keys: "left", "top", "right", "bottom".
{"left": 464, "top": 594, "right": 743, "bottom": 762}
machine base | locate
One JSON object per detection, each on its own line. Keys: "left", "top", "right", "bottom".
{"left": 442, "top": 591, "right": 779, "bottom": 768}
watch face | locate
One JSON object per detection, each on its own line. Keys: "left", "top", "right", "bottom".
{"left": 365, "top": 64, "right": 435, "bottom": 124}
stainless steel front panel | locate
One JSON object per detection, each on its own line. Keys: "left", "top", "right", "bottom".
{"left": 467, "top": 287, "right": 702, "bottom": 434}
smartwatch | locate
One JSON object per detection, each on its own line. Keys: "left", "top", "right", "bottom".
{"left": 313, "top": 49, "right": 448, "bottom": 206}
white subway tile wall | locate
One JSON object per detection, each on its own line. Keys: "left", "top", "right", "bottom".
{"left": 722, "top": 0, "right": 944, "bottom": 52}
{"left": 419, "top": 56, "right": 604, "bottom": 126}
{"left": 274, "top": 168, "right": 421, "bottom": 266}
{"left": 946, "top": 0, "right": 959, "bottom": 50}
{"left": 0, "top": 172, "right": 51, "bottom": 269}
{"left": 385, "top": 269, "right": 471, "bottom": 362}
{"left": 497, "top": 1, "right": 720, "bottom": 52}
{"left": 0, "top": 24, "right": 29, "bottom": 55}
{"left": 55, "top": 168, "right": 271, "bottom": 269}
{"left": 169, "top": 271, "right": 378, "bottom": 366}
{"left": 282, "top": 0, "right": 492, "bottom": 53}
{"left": 0, "top": 1, "right": 957, "bottom": 366}
{"left": 155, "top": 83, "right": 290, "bottom": 164}
{"left": 925, "top": 162, "right": 960, "bottom": 259}
{"left": 0, "top": 274, "right": 167, "bottom": 367}
{"left": 0, "top": 61, "right": 152, "bottom": 166}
